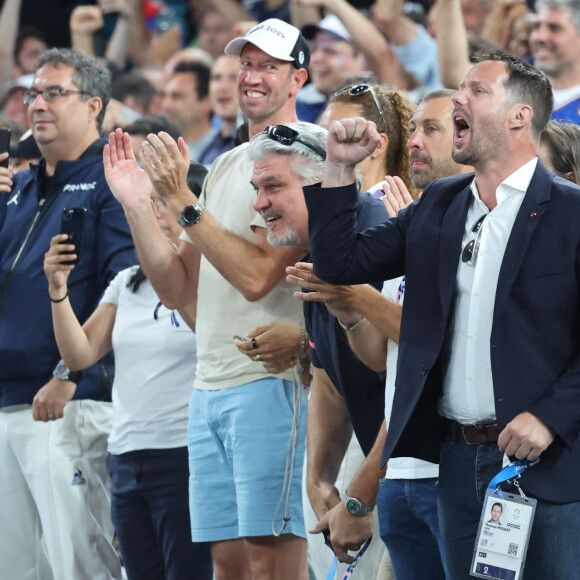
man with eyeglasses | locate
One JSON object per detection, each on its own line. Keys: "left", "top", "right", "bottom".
{"left": 0, "top": 49, "right": 135, "bottom": 579}
{"left": 105, "top": 19, "right": 313, "bottom": 580}
{"left": 305, "top": 50, "right": 580, "bottom": 579}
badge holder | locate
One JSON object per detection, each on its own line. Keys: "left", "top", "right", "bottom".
{"left": 471, "top": 460, "right": 538, "bottom": 580}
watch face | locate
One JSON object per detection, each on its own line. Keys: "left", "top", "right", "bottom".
{"left": 54, "top": 360, "right": 70, "bottom": 380}
{"left": 181, "top": 204, "right": 201, "bottom": 224}
{"left": 345, "top": 498, "right": 363, "bottom": 515}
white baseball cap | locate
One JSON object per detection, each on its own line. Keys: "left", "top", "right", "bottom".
{"left": 225, "top": 19, "right": 310, "bottom": 69}
{"left": 302, "top": 15, "right": 351, "bottom": 43}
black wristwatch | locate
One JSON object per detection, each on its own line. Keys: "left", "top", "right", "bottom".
{"left": 177, "top": 203, "right": 203, "bottom": 227}
{"left": 53, "top": 359, "right": 83, "bottom": 385}
{"left": 344, "top": 491, "right": 374, "bottom": 517}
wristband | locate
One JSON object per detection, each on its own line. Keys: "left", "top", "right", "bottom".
{"left": 338, "top": 316, "right": 366, "bottom": 332}
{"left": 49, "top": 291, "right": 68, "bottom": 303}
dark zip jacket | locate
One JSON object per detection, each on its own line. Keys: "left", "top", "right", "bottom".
{"left": 0, "top": 140, "right": 136, "bottom": 406}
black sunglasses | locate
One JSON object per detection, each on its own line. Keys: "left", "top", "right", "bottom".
{"left": 333, "top": 83, "right": 386, "bottom": 126}
{"left": 461, "top": 214, "right": 486, "bottom": 265}
{"left": 264, "top": 125, "right": 326, "bottom": 160}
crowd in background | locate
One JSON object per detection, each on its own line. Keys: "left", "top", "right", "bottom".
{"left": 2, "top": 0, "right": 580, "bottom": 579}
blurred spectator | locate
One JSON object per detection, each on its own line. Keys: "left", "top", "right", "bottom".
{"left": 196, "top": 8, "right": 235, "bottom": 59}
{"left": 297, "top": 15, "right": 365, "bottom": 123}
{"left": 123, "top": 113, "right": 181, "bottom": 157}
{"left": 372, "top": 0, "right": 442, "bottom": 95}
{"left": 0, "top": 73, "right": 33, "bottom": 129}
{"left": 481, "top": 0, "right": 531, "bottom": 56}
{"left": 539, "top": 120, "right": 580, "bottom": 182}
{"left": 0, "top": 0, "right": 48, "bottom": 92}
{"left": 162, "top": 46, "right": 213, "bottom": 81}
{"left": 161, "top": 60, "right": 217, "bottom": 161}
{"left": 112, "top": 71, "right": 163, "bottom": 115}
{"left": 199, "top": 54, "right": 240, "bottom": 166}
{"left": 530, "top": 0, "right": 580, "bottom": 123}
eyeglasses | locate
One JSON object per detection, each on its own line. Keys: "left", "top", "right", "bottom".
{"left": 264, "top": 125, "right": 326, "bottom": 160}
{"left": 333, "top": 84, "right": 386, "bottom": 127}
{"left": 461, "top": 214, "right": 486, "bottom": 265}
{"left": 23, "top": 86, "right": 90, "bottom": 104}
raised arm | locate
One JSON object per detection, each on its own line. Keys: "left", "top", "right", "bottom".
{"left": 44, "top": 234, "right": 116, "bottom": 371}
{"left": 69, "top": 5, "right": 104, "bottom": 58}
{"left": 293, "top": 0, "right": 405, "bottom": 87}
{"left": 104, "top": 129, "right": 200, "bottom": 309}
{"left": 435, "top": 0, "right": 471, "bottom": 88}
{"left": 0, "top": 0, "right": 23, "bottom": 90}
{"left": 139, "top": 131, "right": 305, "bottom": 302}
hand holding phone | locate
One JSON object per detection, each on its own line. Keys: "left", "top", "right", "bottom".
{"left": 0, "top": 128, "right": 10, "bottom": 169}
{"left": 61, "top": 207, "right": 87, "bottom": 265}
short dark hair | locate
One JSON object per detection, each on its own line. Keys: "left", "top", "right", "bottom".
{"left": 492, "top": 502, "right": 503, "bottom": 512}
{"left": 173, "top": 61, "right": 211, "bottom": 100}
{"left": 36, "top": 48, "right": 111, "bottom": 131}
{"left": 422, "top": 88, "right": 457, "bottom": 102}
{"left": 15, "top": 27, "right": 47, "bottom": 68}
{"left": 112, "top": 72, "right": 159, "bottom": 112}
{"left": 124, "top": 115, "right": 182, "bottom": 143}
{"left": 474, "top": 49, "right": 553, "bottom": 139}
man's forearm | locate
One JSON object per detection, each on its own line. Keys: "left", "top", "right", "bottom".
{"left": 338, "top": 285, "right": 400, "bottom": 371}
{"left": 182, "top": 212, "right": 305, "bottom": 302}
{"left": 345, "top": 419, "right": 387, "bottom": 506}
{"left": 307, "top": 367, "right": 353, "bottom": 488}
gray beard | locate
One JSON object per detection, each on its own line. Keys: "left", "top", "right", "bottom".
{"left": 267, "top": 227, "right": 303, "bottom": 248}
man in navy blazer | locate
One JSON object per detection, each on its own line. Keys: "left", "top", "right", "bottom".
{"left": 305, "top": 51, "right": 580, "bottom": 579}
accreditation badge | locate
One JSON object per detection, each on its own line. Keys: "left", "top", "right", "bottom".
{"left": 470, "top": 460, "right": 538, "bottom": 580}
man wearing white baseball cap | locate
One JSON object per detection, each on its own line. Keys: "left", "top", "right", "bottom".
{"left": 104, "top": 17, "right": 312, "bottom": 580}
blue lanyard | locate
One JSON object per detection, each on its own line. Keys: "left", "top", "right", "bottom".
{"left": 488, "top": 459, "right": 538, "bottom": 498}
{"left": 324, "top": 536, "right": 372, "bottom": 580}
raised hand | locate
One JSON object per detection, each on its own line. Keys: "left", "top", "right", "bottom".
{"left": 44, "top": 234, "right": 75, "bottom": 300}
{"left": 286, "top": 262, "right": 362, "bottom": 322}
{"left": 104, "top": 128, "right": 153, "bottom": 210}
{"left": 380, "top": 175, "right": 415, "bottom": 217}
{"left": 326, "top": 117, "right": 381, "bottom": 168}
{"left": 139, "top": 131, "right": 192, "bottom": 215}
{"left": 0, "top": 153, "right": 13, "bottom": 193}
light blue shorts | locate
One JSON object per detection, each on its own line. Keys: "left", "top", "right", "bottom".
{"left": 187, "top": 378, "right": 307, "bottom": 542}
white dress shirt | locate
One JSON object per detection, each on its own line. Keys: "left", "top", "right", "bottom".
{"left": 439, "top": 157, "right": 538, "bottom": 424}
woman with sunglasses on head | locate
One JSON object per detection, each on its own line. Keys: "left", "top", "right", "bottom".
{"left": 319, "top": 81, "right": 420, "bottom": 206}
{"left": 42, "top": 186, "right": 213, "bottom": 580}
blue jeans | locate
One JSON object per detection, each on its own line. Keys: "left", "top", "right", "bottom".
{"left": 437, "top": 439, "right": 580, "bottom": 580}
{"left": 107, "top": 448, "right": 213, "bottom": 580}
{"left": 377, "top": 478, "right": 447, "bottom": 580}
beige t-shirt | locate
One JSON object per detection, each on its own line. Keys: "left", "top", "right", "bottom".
{"left": 181, "top": 144, "right": 303, "bottom": 390}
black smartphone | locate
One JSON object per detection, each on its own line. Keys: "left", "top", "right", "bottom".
{"left": 61, "top": 207, "right": 87, "bottom": 265}
{"left": 0, "top": 128, "right": 10, "bottom": 168}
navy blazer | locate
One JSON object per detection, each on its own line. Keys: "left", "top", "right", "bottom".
{"left": 305, "top": 161, "right": 580, "bottom": 503}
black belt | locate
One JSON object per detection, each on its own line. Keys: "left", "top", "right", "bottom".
{"left": 452, "top": 421, "right": 499, "bottom": 445}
